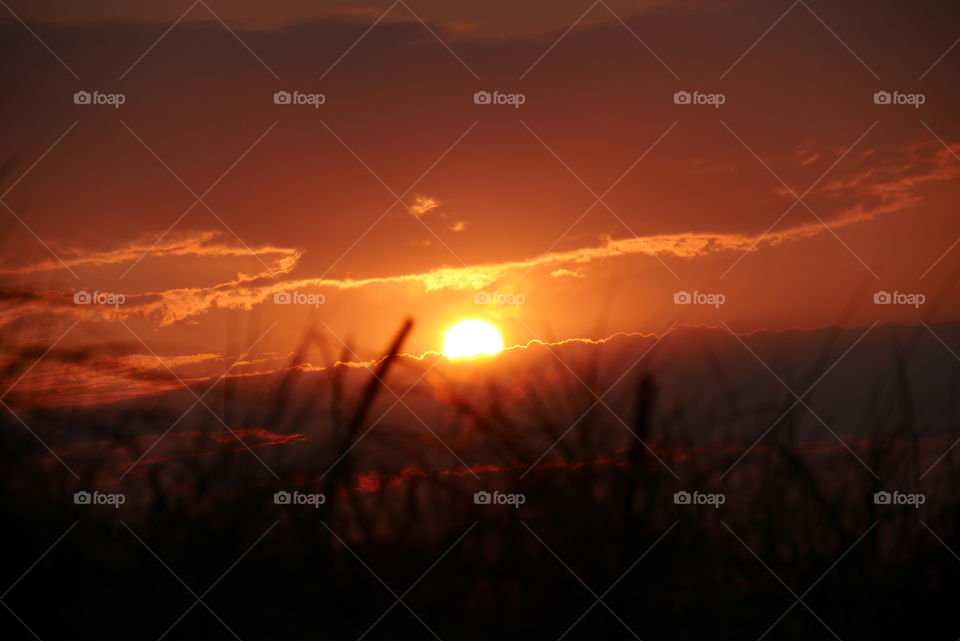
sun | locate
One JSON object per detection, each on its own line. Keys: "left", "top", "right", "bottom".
{"left": 443, "top": 320, "right": 504, "bottom": 359}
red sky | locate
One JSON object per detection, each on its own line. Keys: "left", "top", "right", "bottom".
{"left": 1, "top": 0, "right": 960, "bottom": 406}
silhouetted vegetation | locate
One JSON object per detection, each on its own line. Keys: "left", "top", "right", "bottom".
{"left": 1, "top": 317, "right": 959, "bottom": 640}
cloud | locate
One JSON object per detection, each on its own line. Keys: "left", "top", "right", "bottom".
{"left": 820, "top": 140, "right": 960, "bottom": 200}
{"left": 0, "top": 231, "right": 302, "bottom": 277}
{"left": 3, "top": 351, "right": 226, "bottom": 408}
{"left": 409, "top": 195, "right": 440, "bottom": 218}
{"left": 1, "top": 137, "right": 957, "bottom": 328}
{"left": 0, "top": 220, "right": 876, "bottom": 326}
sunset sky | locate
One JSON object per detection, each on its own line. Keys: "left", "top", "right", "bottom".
{"left": 5, "top": 7, "right": 960, "bottom": 640}
{"left": 2, "top": 0, "right": 960, "bottom": 406}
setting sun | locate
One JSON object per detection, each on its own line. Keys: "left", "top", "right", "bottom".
{"left": 443, "top": 320, "right": 504, "bottom": 359}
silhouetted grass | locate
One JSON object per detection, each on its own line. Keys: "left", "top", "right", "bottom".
{"left": 1, "top": 313, "right": 959, "bottom": 640}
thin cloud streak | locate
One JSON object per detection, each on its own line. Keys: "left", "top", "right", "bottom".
{"left": 1, "top": 137, "right": 957, "bottom": 327}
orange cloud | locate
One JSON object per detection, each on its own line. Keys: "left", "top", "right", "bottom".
{"left": 550, "top": 268, "right": 584, "bottom": 279}
{"left": 1, "top": 137, "right": 956, "bottom": 328}
{"left": 0, "top": 231, "right": 301, "bottom": 277}
{"left": 409, "top": 195, "right": 440, "bottom": 218}
{"left": 0, "top": 219, "right": 913, "bottom": 326}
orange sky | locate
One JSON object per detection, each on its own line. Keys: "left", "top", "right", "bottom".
{"left": 1, "top": 0, "right": 960, "bottom": 405}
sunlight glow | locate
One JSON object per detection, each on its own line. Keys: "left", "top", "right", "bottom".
{"left": 443, "top": 320, "right": 504, "bottom": 359}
